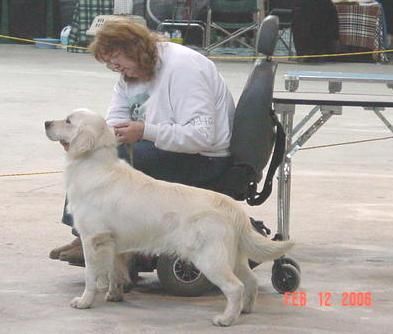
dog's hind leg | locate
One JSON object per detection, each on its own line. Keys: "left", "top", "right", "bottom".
{"left": 193, "top": 244, "right": 244, "bottom": 327}
{"left": 234, "top": 252, "right": 258, "bottom": 314}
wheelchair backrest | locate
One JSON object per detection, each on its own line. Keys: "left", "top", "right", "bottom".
{"left": 231, "top": 15, "right": 279, "bottom": 180}
{"left": 214, "top": 15, "right": 284, "bottom": 204}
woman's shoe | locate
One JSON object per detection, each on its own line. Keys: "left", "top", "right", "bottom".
{"left": 58, "top": 241, "right": 84, "bottom": 266}
{"left": 49, "top": 237, "right": 82, "bottom": 260}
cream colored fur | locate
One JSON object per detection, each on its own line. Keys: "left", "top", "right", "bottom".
{"left": 45, "top": 109, "right": 294, "bottom": 326}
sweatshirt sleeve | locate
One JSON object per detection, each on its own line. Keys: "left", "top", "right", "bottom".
{"left": 105, "top": 77, "right": 131, "bottom": 127}
{"left": 142, "top": 63, "right": 218, "bottom": 154}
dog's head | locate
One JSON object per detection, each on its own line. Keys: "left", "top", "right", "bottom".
{"left": 45, "top": 108, "right": 116, "bottom": 157}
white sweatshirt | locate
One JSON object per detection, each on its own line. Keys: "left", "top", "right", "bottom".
{"left": 106, "top": 42, "right": 235, "bottom": 157}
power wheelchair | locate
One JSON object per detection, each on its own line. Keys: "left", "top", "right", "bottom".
{"left": 129, "top": 15, "right": 300, "bottom": 296}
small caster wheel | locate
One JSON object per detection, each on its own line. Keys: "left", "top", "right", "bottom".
{"left": 273, "top": 257, "right": 301, "bottom": 273}
{"left": 271, "top": 264, "right": 301, "bottom": 294}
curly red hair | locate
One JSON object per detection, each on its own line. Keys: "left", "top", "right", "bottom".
{"left": 89, "top": 19, "right": 165, "bottom": 80}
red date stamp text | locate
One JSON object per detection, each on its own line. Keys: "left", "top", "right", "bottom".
{"left": 283, "top": 291, "right": 373, "bottom": 307}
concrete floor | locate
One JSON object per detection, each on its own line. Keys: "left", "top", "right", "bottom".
{"left": 0, "top": 45, "right": 392, "bottom": 334}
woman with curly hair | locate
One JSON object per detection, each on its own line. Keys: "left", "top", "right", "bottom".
{"left": 50, "top": 19, "right": 236, "bottom": 264}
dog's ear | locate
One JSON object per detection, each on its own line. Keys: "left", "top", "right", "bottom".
{"left": 69, "top": 127, "right": 96, "bottom": 157}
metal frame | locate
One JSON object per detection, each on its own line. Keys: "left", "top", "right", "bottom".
{"left": 273, "top": 71, "right": 393, "bottom": 240}
{"left": 205, "top": 0, "right": 265, "bottom": 54}
{"left": 156, "top": 19, "right": 206, "bottom": 48}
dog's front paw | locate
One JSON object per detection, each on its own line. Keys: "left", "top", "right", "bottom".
{"left": 70, "top": 297, "right": 92, "bottom": 309}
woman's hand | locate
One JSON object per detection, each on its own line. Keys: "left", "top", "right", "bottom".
{"left": 114, "top": 121, "right": 144, "bottom": 144}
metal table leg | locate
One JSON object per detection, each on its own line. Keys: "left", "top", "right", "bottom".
{"left": 372, "top": 108, "right": 393, "bottom": 133}
{"left": 275, "top": 103, "right": 295, "bottom": 241}
{"left": 275, "top": 104, "right": 342, "bottom": 241}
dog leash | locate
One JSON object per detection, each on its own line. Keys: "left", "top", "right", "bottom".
{"left": 0, "top": 171, "right": 63, "bottom": 178}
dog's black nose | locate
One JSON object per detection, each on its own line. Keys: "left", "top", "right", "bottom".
{"left": 45, "top": 121, "right": 52, "bottom": 129}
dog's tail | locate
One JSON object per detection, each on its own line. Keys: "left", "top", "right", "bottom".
{"left": 240, "top": 224, "right": 294, "bottom": 263}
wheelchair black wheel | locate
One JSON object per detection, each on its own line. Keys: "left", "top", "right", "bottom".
{"left": 271, "top": 263, "right": 301, "bottom": 294}
{"left": 157, "top": 254, "right": 215, "bottom": 297}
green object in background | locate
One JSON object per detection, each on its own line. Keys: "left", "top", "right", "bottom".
{"left": 0, "top": 0, "right": 55, "bottom": 42}
{"left": 0, "top": 0, "right": 10, "bottom": 43}
{"left": 1, "top": 0, "right": 9, "bottom": 35}
{"left": 46, "top": 0, "right": 54, "bottom": 37}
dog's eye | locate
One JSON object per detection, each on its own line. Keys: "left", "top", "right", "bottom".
{"left": 66, "top": 118, "right": 71, "bottom": 124}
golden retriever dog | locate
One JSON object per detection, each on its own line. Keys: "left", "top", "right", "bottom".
{"left": 45, "top": 108, "right": 294, "bottom": 326}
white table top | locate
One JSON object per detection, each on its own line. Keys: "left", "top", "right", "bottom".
{"left": 284, "top": 71, "right": 393, "bottom": 85}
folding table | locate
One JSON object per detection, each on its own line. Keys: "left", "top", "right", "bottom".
{"left": 273, "top": 70, "right": 393, "bottom": 241}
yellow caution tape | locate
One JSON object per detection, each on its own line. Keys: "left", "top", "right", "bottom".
{"left": 0, "top": 34, "right": 88, "bottom": 50}
{"left": 1, "top": 33, "right": 393, "bottom": 60}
